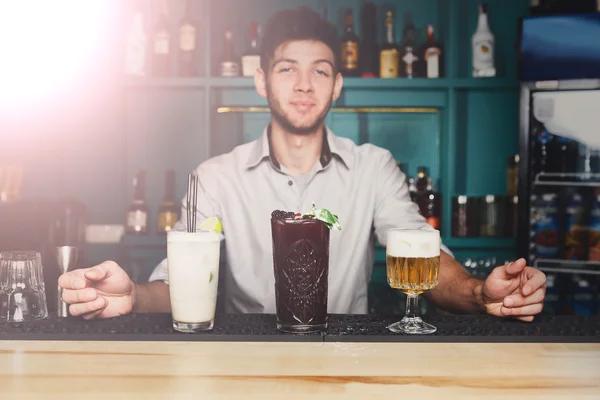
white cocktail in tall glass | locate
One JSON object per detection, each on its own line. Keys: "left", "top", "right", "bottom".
{"left": 167, "top": 230, "right": 220, "bottom": 332}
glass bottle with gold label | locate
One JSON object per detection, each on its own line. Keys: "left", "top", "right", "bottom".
{"left": 178, "top": 0, "right": 198, "bottom": 76}
{"left": 157, "top": 170, "right": 180, "bottom": 234}
{"left": 340, "top": 9, "right": 360, "bottom": 77}
{"left": 379, "top": 11, "right": 399, "bottom": 78}
{"left": 151, "top": 0, "right": 171, "bottom": 76}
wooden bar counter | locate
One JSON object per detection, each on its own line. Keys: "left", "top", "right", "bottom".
{"left": 1, "top": 313, "right": 599, "bottom": 399}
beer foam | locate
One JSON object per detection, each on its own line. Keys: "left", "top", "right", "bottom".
{"left": 386, "top": 229, "right": 440, "bottom": 258}
{"left": 167, "top": 230, "right": 221, "bottom": 243}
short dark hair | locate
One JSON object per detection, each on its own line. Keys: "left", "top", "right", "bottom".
{"left": 260, "top": 7, "right": 340, "bottom": 75}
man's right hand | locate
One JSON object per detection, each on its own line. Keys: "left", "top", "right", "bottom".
{"left": 58, "top": 260, "right": 135, "bottom": 320}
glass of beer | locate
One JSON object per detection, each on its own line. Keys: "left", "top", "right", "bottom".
{"left": 167, "top": 230, "right": 221, "bottom": 333}
{"left": 386, "top": 228, "right": 440, "bottom": 334}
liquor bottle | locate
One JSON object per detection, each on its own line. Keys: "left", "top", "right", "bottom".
{"left": 157, "top": 170, "right": 180, "bottom": 234}
{"left": 178, "top": 0, "right": 198, "bottom": 76}
{"left": 151, "top": 0, "right": 172, "bottom": 76}
{"left": 506, "top": 154, "right": 519, "bottom": 197}
{"left": 399, "top": 13, "right": 418, "bottom": 78}
{"left": 125, "top": 1, "right": 146, "bottom": 76}
{"left": 408, "top": 177, "right": 417, "bottom": 202}
{"left": 472, "top": 3, "right": 496, "bottom": 78}
{"left": 126, "top": 171, "right": 149, "bottom": 235}
{"left": 340, "top": 9, "right": 360, "bottom": 77}
{"left": 419, "top": 177, "right": 442, "bottom": 230}
{"left": 420, "top": 24, "right": 443, "bottom": 78}
{"left": 359, "top": 1, "right": 378, "bottom": 78}
{"left": 415, "top": 166, "right": 429, "bottom": 192}
{"left": 379, "top": 11, "right": 399, "bottom": 78}
{"left": 452, "top": 195, "right": 469, "bottom": 237}
{"left": 241, "top": 22, "right": 261, "bottom": 77}
{"left": 219, "top": 29, "right": 239, "bottom": 77}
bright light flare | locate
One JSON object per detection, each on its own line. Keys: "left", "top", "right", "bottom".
{"left": 0, "top": 0, "right": 112, "bottom": 114}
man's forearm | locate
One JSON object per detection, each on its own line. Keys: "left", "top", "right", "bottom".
{"left": 132, "top": 281, "right": 171, "bottom": 313}
{"left": 424, "top": 251, "right": 486, "bottom": 314}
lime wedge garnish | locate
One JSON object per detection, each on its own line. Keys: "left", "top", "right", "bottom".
{"left": 198, "top": 216, "right": 223, "bottom": 233}
{"left": 303, "top": 203, "right": 342, "bottom": 230}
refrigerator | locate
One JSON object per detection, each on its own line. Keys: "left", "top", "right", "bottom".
{"left": 517, "top": 12, "right": 600, "bottom": 315}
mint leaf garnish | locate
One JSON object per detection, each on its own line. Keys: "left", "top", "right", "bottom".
{"left": 303, "top": 202, "right": 342, "bottom": 230}
{"left": 209, "top": 272, "right": 213, "bottom": 283}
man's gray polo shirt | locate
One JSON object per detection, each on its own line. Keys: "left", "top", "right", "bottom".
{"left": 149, "top": 125, "right": 450, "bottom": 314}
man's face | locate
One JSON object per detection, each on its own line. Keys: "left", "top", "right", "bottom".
{"left": 257, "top": 40, "right": 343, "bottom": 134}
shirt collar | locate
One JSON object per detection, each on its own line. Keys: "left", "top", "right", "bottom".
{"left": 245, "top": 124, "right": 352, "bottom": 170}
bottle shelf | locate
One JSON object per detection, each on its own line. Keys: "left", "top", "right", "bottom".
{"left": 534, "top": 258, "right": 600, "bottom": 276}
{"left": 114, "top": 0, "right": 528, "bottom": 274}
{"left": 533, "top": 173, "right": 600, "bottom": 188}
{"left": 123, "top": 76, "right": 518, "bottom": 91}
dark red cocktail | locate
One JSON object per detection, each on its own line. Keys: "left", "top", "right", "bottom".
{"left": 271, "top": 210, "right": 330, "bottom": 333}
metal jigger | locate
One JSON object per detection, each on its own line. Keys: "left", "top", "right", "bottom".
{"left": 56, "top": 246, "right": 78, "bottom": 318}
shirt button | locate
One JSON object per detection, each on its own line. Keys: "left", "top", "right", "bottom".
{"left": 288, "top": 180, "right": 293, "bottom": 186}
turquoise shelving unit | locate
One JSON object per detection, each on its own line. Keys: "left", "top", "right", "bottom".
{"left": 78, "top": 0, "right": 530, "bottom": 297}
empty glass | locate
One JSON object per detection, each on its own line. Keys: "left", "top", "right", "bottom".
{"left": 0, "top": 251, "right": 48, "bottom": 322}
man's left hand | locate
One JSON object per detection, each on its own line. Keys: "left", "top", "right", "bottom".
{"left": 481, "top": 258, "right": 547, "bottom": 322}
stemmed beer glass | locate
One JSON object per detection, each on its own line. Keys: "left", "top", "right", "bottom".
{"left": 386, "top": 228, "right": 440, "bottom": 334}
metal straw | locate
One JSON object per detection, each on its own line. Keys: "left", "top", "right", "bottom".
{"left": 186, "top": 173, "right": 198, "bottom": 232}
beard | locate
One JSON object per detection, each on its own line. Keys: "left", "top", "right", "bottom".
{"left": 266, "top": 83, "right": 332, "bottom": 135}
